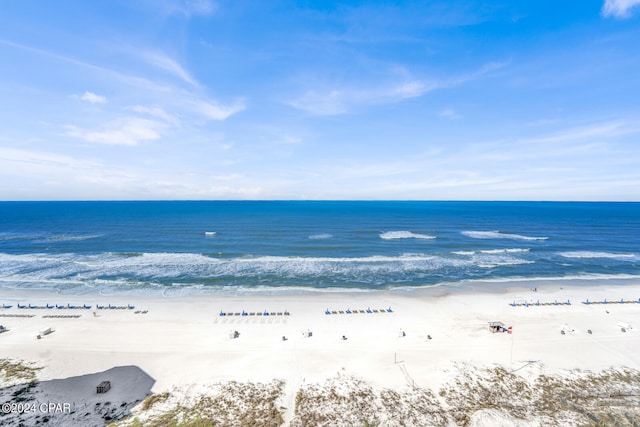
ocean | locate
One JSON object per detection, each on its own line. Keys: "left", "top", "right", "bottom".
{"left": 0, "top": 201, "right": 638, "bottom": 295}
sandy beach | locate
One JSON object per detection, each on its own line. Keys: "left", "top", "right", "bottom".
{"left": 2, "top": 281, "right": 640, "bottom": 426}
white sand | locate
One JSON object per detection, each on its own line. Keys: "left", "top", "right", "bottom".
{"left": 1, "top": 281, "right": 640, "bottom": 424}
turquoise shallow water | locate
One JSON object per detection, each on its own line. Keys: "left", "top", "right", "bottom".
{"left": 0, "top": 201, "right": 638, "bottom": 295}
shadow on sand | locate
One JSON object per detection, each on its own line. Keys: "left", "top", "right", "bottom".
{"left": 0, "top": 365, "right": 154, "bottom": 426}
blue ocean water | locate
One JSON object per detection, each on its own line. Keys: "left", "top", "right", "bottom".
{"left": 0, "top": 201, "right": 638, "bottom": 295}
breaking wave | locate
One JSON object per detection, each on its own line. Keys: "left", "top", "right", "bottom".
{"left": 309, "top": 233, "right": 333, "bottom": 240}
{"left": 380, "top": 231, "right": 436, "bottom": 240}
{"left": 461, "top": 231, "right": 548, "bottom": 241}
{"left": 559, "top": 251, "right": 639, "bottom": 261}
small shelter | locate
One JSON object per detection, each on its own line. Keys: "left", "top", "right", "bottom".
{"left": 97, "top": 381, "right": 111, "bottom": 394}
{"left": 488, "top": 321, "right": 506, "bottom": 333}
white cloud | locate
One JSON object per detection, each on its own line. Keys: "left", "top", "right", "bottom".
{"left": 602, "top": 0, "right": 640, "bottom": 18}
{"left": 439, "top": 108, "right": 462, "bottom": 119}
{"left": 286, "top": 61, "right": 505, "bottom": 116}
{"left": 286, "top": 79, "right": 436, "bottom": 116}
{"left": 79, "top": 91, "right": 107, "bottom": 104}
{"left": 140, "top": 51, "right": 199, "bottom": 87}
{"left": 192, "top": 99, "right": 246, "bottom": 120}
{"left": 64, "top": 117, "right": 168, "bottom": 146}
{"left": 129, "top": 105, "right": 180, "bottom": 127}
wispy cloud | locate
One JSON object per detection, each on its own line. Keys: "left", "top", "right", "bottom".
{"left": 64, "top": 117, "right": 168, "bottom": 146}
{"left": 286, "top": 61, "right": 505, "bottom": 116}
{"left": 192, "top": 99, "right": 246, "bottom": 120}
{"left": 286, "top": 79, "right": 436, "bottom": 115}
{"left": 163, "top": 0, "right": 217, "bottom": 17}
{"left": 439, "top": 108, "right": 462, "bottom": 119}
{"left": 129, "top": 105, "right": 180, "bottom": 127}
{"left": 602, "top": 0, "right": 640, "bottom": 18}
{"left": 140, "top": 50, "right": 200, "bottom": 87}
{"left": 78, "top": 91, "right": 107, "bottom": 104}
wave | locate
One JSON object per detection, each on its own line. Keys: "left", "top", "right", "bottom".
{"left": 461, "top": 231, "right": 548, "bottom": 241}
{"left": 0, "top": 250, "right": 530, "bottom": 284}
{"left": 380, "top": 231, "right": 436, "bottom": 240}
{"left": 558, "top": 251, "right": 639, "bottom": 261}
{"left": 454, "top": 249, "right": 530, "bottom": 255}
{"left": 204, "top": 231, "right": 217, "bottom": 236}
{"left": 308, "top": 233, "right": 333, "bottom": 240}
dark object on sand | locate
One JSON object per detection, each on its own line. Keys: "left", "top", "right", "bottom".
{"left": 97, "top": 381, "right": 111, "bottom": 394}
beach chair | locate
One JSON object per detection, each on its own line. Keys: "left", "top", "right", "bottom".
{"left": 242, "top": 310, "right": 248, "bottom": 316}
{"left": 47, "top": 304, "right": 55, "bottom": 309}
{"left": 566, "top": 299, "right": 571, "bottom": 305}
{"left": 219, "top": 310, "right": 226, "bottom": 317}
{"left": 18, "top": 304, "right": 26, "bottom": 309}
{"left": 263, "top": 310, "right": 269, "bottom": 316}
{"left": 284, "top": 310, "right": 290, "bottom": 316}
{"left": 366, "top": 307, "right": 372, "bottom": 313}
{"left": 509, "top": 301, "right": 516, "bottom": 307}
{"left": 387, "top": 307, "right": 393, "bottom": 313}
{"left": 128, "top": 304, "right": 135, "bottom": 309}
{"left": 325, "top": 309, "right": 331, "bottom": 315}
{"left": 345, "top": 308, "right": 352, "bottom": 314}
{"left": 84, "top": 304, "right": 92, "bottom": 309}
{"left": 583, "top": 299, "right": 590, "bottom": 305}
{"left": 619, "top": 298, "right": 624, "bottom": 304}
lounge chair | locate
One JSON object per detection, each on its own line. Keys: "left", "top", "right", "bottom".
{"left": 583, "top": 299, "right": 590, "bottom": 305}
{"left": 366, "top": 307, "right": 372, "bottom": 313}
{"left": 18, "top": 304, "right": 26, "bottom": 309}
{"left": 386, "top": 307, "right": 393, "bottom": 312}
{"left": 128, "top": 304, "right": 135, "bottom": 309}
{"left": 219, "top": 310, "right": 226, "bottom": 317}
{"left": 345, "top": 309, "right": 352, "bottom": 314}
{"left": 47, "top": 304, "right": 55, "bottom": 309}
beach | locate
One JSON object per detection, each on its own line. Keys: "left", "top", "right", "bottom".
{"left": 2, "top": 281, "right": 640, "bottom": 426}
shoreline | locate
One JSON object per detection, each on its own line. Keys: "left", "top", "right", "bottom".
{"left": 1, "top": 280, "right": 640, "bottom": 425}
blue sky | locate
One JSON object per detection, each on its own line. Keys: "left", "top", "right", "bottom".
{"left": 1, "top": 0, "right": 639, "bottom": 200}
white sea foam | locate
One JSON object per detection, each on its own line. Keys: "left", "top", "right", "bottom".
{"left": 453, "top": 249, "right": 530, "bottom": 255}
{"left": 380, "top": 231, "right": 436, "bottom": 240}
{"left": 558, "top": 251, "right": 638, "bottom": 261}
{"left": 204, "top": 231, "right": 217, "bottom": 236}
{"left": 461, "top": 231, "right": 548, "bottom": 241}
{"left": 35, "top": 234, "right": 103, "bottom": 243}
{"left": 308, "top": 233, "right": 333, "bottom": 240}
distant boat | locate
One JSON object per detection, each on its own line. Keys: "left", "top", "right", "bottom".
{"left": 204, "top": 231, "right": 217, "bottom": 236}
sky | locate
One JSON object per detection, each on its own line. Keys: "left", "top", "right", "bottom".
{"left": 1, "top": 0, "right": 639, "bottom": 201}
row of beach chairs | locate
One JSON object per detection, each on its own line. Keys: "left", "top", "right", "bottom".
{"left": 219, "top": 310, "right": 290, "bottom": 317}
{"left": 583, "top": 298, "right": 640, "bottom": 305}
{"left": 8, "top": 303, "right": 137, "bottom": 310}
{"left": 42, "top": 314, "right": 82, "bottom": 318}
{"left": 16, "top": 303, "right": 93, "bottom": 309}
{"left": 96, "top": 304, "right": 135, "bottom": 309}
{"left": 0, "top": 314, "right": 36, "bottom": 318}
{"left": 325, "top": 307, "right": 394, "bottom": 314}
{"left": 510, "top": 300, "right": 571, "bottom": 307}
